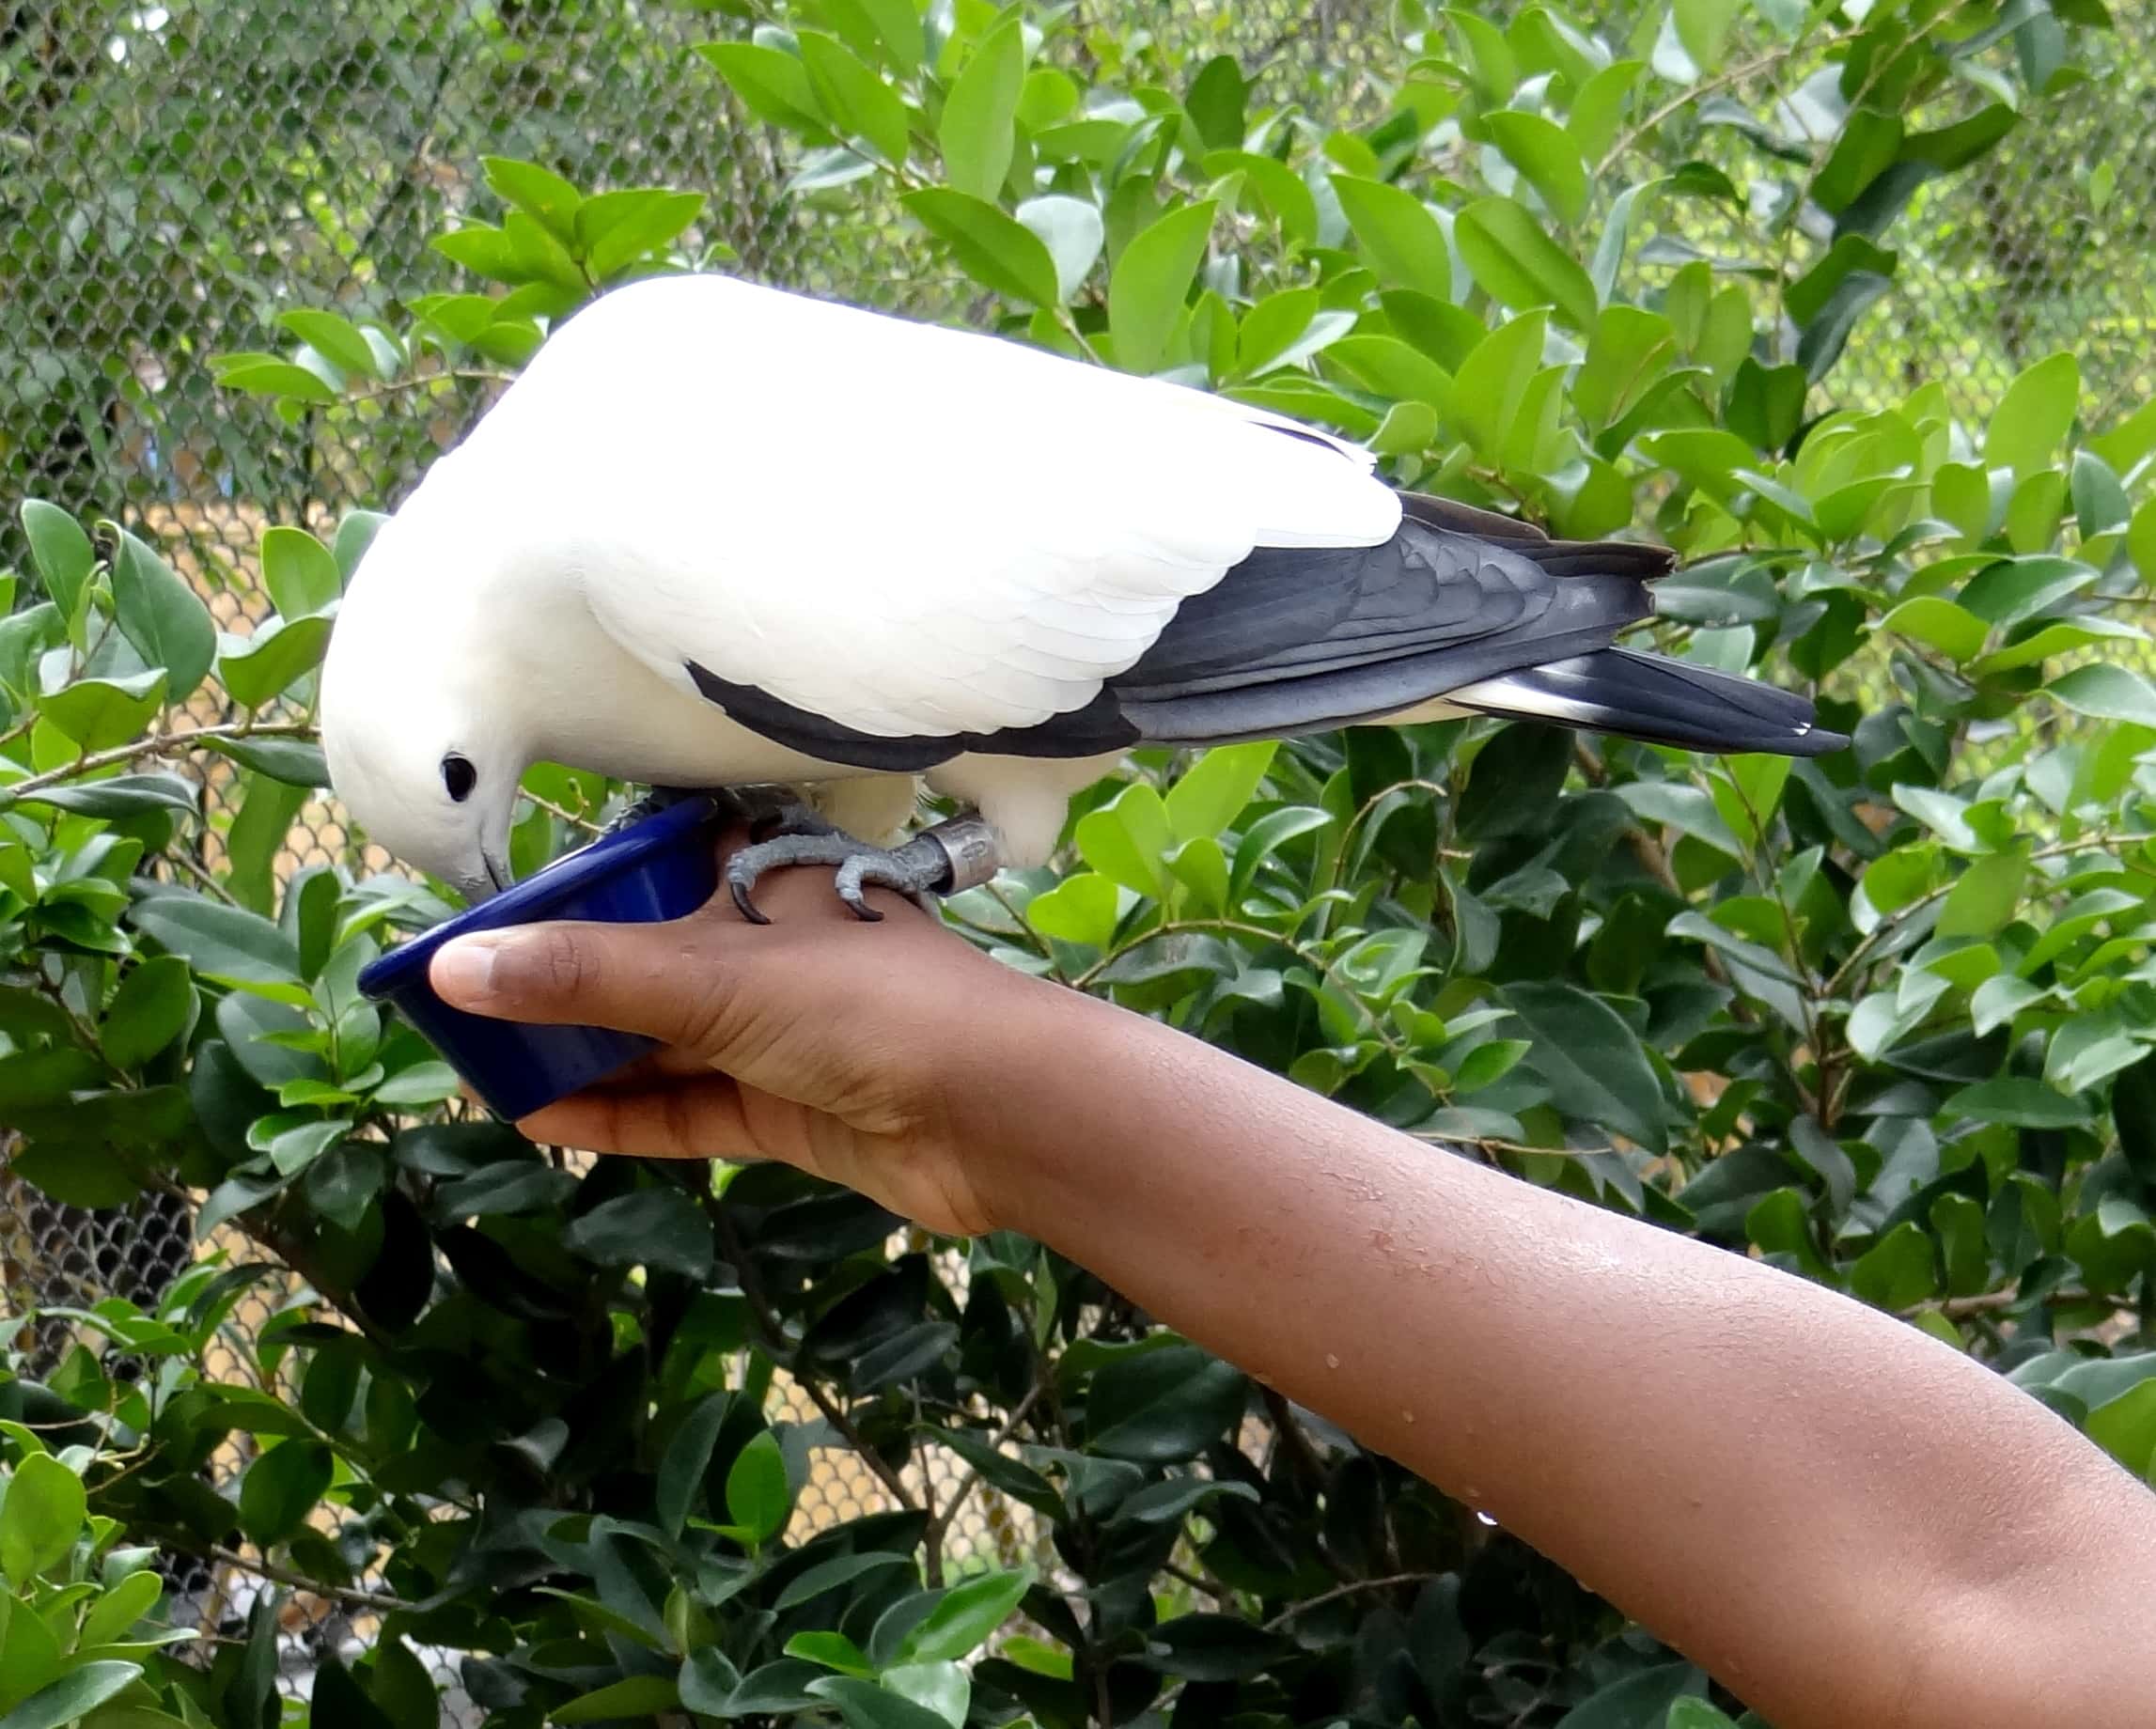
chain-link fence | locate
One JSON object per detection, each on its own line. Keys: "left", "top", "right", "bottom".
{"left": 4, "top": 0, "right": 2152, "bottom": 1713}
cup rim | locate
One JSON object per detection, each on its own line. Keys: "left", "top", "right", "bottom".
{"left": 356, "top": 793, "right": 721, "bottom": 1001}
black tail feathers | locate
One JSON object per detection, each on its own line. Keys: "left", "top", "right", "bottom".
{"left": 1446, "top": 647, "right": 1847, "bottom": 758}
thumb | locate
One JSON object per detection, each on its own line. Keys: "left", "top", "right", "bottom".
{"left": 430, "top": 920, "right": 732, "bottom": 1050}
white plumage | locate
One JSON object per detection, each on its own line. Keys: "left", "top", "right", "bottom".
{"left": 321, "top": 273, "right": 1839, "bottom": 907}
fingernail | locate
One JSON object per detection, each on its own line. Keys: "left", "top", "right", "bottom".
{"left": 431, "top": 934, "right": 505, "bottom": 1005}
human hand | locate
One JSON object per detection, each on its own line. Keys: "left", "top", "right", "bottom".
{"left": 427, "top": 840, "right": 1035, "bottom": 1237}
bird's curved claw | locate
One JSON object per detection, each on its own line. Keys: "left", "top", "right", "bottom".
{"left": 724, "top": 831, "right": 948, "bottom": 925}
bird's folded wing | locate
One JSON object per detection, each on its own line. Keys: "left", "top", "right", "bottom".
{"left": 536, "top": 277, "right": 1403, "bottom": 742}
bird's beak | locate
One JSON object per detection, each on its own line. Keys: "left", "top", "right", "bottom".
{"left": 457, "top": 840, "right": 514, "bottom": 907}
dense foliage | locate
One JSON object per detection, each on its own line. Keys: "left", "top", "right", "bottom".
{"left": 4, "top": 1, "right": 2154, "bottom": 1725}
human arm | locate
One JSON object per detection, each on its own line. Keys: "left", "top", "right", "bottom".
{"left": 429, "top": 868, "right": 2156, "bottom": 1729}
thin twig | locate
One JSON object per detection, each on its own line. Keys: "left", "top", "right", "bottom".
{"left": 1597, "top": 31, "right": 1860, "bottom": 175}
{"left": 924, "top": 1378, "right": 1048, "bottom": 1585}
{"left": 1910, "top": 1286, "right": 2102, "bottom": 1320}
{"left": 1262, "top": 1572, "right": 1431, "bottom": 1632}
{"left": 211, "top": 1545, "right": 417, "bottom": 1614}
{"left": 168, "top": 850, "right": 243, "bottom": 908}
{"left": 521, "top": 788, "right": 604, "bottom": 836}
{"left": 336, "top": 368, "right": 517, "bottom": 403}
{"left": 702, "top": 1187, "right": 917, "bottom": 1512}
{"left": 8, "top": 720, "right": 317, "bottom": 796}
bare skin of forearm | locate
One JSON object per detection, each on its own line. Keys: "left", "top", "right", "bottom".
{"left": 433, "top": 885, "right": 2156, "bottom": 1727}
{"left": 952, "top": 982, "right": 2156, "bottom": 1729}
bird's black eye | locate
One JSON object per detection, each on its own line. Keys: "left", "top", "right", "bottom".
{"left": 441, "top": 755, "right": 477, "bottom": 803}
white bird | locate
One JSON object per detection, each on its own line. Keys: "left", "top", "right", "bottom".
{"left": 321, "top": 272, "right": 1843, "bottom": 917}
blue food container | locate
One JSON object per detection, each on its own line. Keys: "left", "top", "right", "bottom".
{"left": 358, "top": 794, "right": 723, "bottom": 1120}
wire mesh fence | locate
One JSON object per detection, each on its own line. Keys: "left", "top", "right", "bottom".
{"left": 3, "top": 0, "right": 2152, "bottom": 1714}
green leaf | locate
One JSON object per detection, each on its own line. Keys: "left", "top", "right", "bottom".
{"left": 1455, "top": 195, "right": 1597, "bottom": 330}
{"left": 579, "top": 189, "right": 707, "bottom": 280}
{"left": 238, "top": 1440, "right": 333, "bottom": 1545}
{"left": 1185, "top": 54, "right": 1247, "bottom": 151}
{"left": 896, "top": 1566, "right": 1034, "bottom": 1664}
{"left": 0, "top": 1661, "right": 143, "bottom": 1729}
{"left": 1795, "top": 267, "right": 1893, "bottom": 383}
{"left": 1075, "top": 783, "right": 1173, "bottom": 896}
{"left": 0, "top": 1453, "right": 85, "bottom": 1584}
{"left": 902, "top": 189, "right": 1060, "bottom": 305}
{"left": 1024, "top": 872, "right": 1120, "bottom": 948}
{"left": 482, "top": 156, "right": 584, "bottom": 244}
{"left": 561, "top": 1186, "right": 714, "bottom": 1280}
{"left": 1850, "top": 1221, "right": 1938, "bottom": 1310}
{"left": 1450, "top": 311, "right": 1547, "bottom": 460}
{"left": 1568, "top": 58, "right": 1646, "bottom": 162}
{"left": 200, "top": 734, "right": 330, "bottom": 788}
{"left": 1552, "top": 1661, "right": 1708, "bottom": 1728}
{"left": 1172, "top": 741, "right": 1267, "bottom": 840}
{"left": 1880, "top": 596, "right": 1986, "bottom": 662}
{"left": 212, "top": 353, "right": 339, "bottom": 404}
{"left": 1108, "top": 200, "right": 1216, "bottom": 377}
{"left": 774, "top": 1550, "right": 912, "bottom": 1611}
{"left": 1015, "top": 195, "right": 1103, "bottom": 303}
{"left": 273, "top": 310, "right": 377, "bottom": 380}
{"left": 259, "top": 527, "right": 341, "bottom": 620}
{"left": 1937, "top": 849, "right": 2026, "bottom": 940}
{"left": 19, "top": 502, "right": 93, "bottom": 627}
{"left": 1483, "top": 111, "right": 1590, "bottom": 226}
{"left": 854, "top": 0, "right": 921, "bottom": 70}
{"left": 2048, "top": 663, "right": 2156, "bottom": 728}
{"left": 1204, "top": 149, "right": 1318, "bottom": 245}
{"left": 1086, "top": 1344, "right": 1245, "bottom": 1462}
{"left": 658, "top": 1393, "right": 729, "bottom": 1537}
{"left": 1238, "top": 297, "right": 1352, "bottom": 377}
{"left": 37, "top": 671, "right": 167, "bottom": 750}
{"left": 19, "top": 772, "right": 198, "bottom": 819}
{"left": 1811, "top": 109, "right": 1902, "bottom": 214}
{"left": 696, "top": 41, "right": 831, "bottom": 136}
{"left": 2086, "top": 1379, "right": 2156, "bottom": 1478}
{"left": 1330, "top": 175, "right": 1450, "bottom": 295}
{"left": 226, "top": 771, "right": 309, "bottom": 915}
{"left": 725, "top": 1430, "right": 791, "bottom": 1543}
{"left": 129, "top": 894, "right": 301, "bottom": 987}
{"left": 1945, "top": 1077, "right": 2090, "bottom": 1129}
{"left": 939, "top": 20, "right": 1024, "bottom": 201}
{"left": 1673, "top": 0, "right": 1741, "bottom": 71}
{"left": 787, "top": 1631, "right": 874, "bottom": 1675}
{"left": 1502, "top": 981, "right": 1668, "bottom": 1153}
{"left": 1985, "top": 352, "right": 2079, "bottom": 478}
{"left": 102, "top": 956, "right": 195, "bottom": 1069}
{"left": 217, "top": 615, "right": 333, "bottom": 710}
{"left": 1323, "top": 335, "right": 1451, "bottom": 408}
{"left": 332, "top": 510, "right": 386, "bottom": 582}
{"left": 799, "top": 31, "right": 913, "bottom": 166}
{"left": 105, "top": 526, "right": 215, "bottom": 703}
{"left": 804, "top": 1677, "right": 955, "bottom": 1729}
{"left": 553, "top": 1677, "right": 681, "bottom": 1724}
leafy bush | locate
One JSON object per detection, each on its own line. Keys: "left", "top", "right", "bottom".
{"left": 0, "top": 1377, "right": 207, "bottom": 1728}
{"left": 5, "top": 1, "right": 2154, "bottom": 1725}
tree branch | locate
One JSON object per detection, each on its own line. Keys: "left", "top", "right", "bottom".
{"left": 211, "top": 1545, "right": 417, "bottom": 1614}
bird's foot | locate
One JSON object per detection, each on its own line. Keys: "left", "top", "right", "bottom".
{"left": 726, "top": 814, "right": 1000, "bottom": 925}
{"left": 604, "top": 785, "right": 706, "bottom": 836}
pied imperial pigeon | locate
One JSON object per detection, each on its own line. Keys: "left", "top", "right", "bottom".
{"left": 321, "top": 273, "right": 1844, "bottom": 919}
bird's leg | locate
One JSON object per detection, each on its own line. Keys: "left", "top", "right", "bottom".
{"left": 603, "top": 783, "right": 836, "bottom": 841}
{"left": 602, "top": 784, "right": 706, "bottom": 835}
{"left": 725, "top": 813, "right": 1001, "bottom": 926}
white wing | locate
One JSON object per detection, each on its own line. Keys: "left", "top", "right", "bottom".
{"left": 469, "top": 273, "right": 1402, "bottom": 740}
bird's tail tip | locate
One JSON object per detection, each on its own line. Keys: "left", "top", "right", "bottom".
{"left": 1446, "top": 647, "right": 1846, "bottom": 760}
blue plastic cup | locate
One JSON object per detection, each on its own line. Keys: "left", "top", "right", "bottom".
{"left": 357, "top": 794, "right": 723, "bottom": 1120}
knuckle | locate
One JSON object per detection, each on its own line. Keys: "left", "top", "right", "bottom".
{"left": 539, "top": 927, "right": 595, "bottom": 997}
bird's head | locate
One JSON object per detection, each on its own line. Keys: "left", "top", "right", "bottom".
{"left": 320, "top": 516, "right": 529, "bottom": 905}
